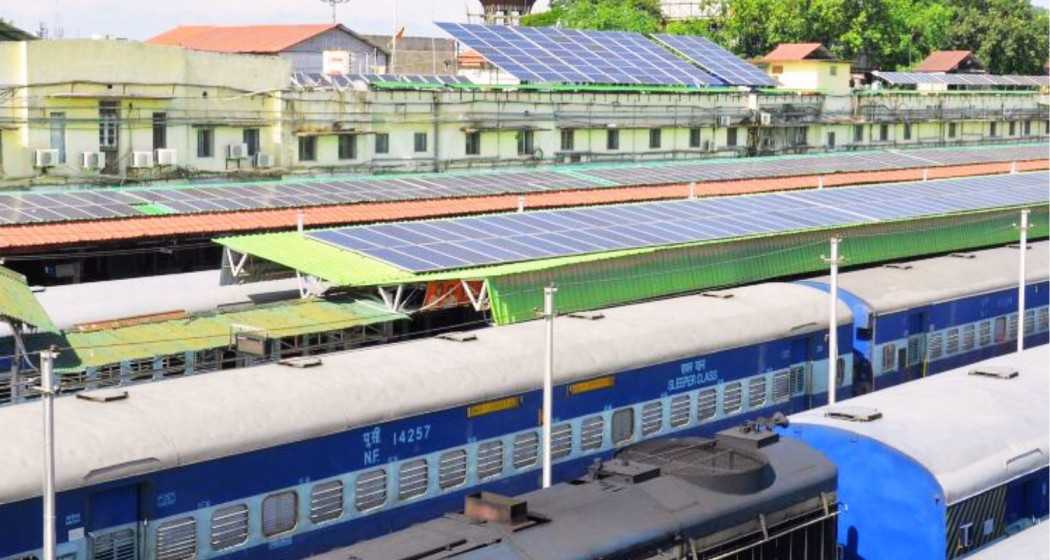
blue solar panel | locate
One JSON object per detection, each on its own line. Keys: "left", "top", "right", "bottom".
{"left": 308, "top": 172, "right": 1047, "bottom": 273}
{"left": 436, "top": 22, "right": 720, "bottom": 86}
{"left": 652, "top": 34, "right": 776, "bottom": 87}
{"left": 873, "top": 71, "right": 1049, "bottom": 88}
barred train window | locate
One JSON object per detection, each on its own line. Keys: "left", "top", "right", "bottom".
{"left": 946, "top": 329, "right": 959, "bottom": 354}
{"left": 641, "top": 401, "right": 663, "bottom": 436}
{"left": 994, "top": 317, "right": 1007, "bottom": 342}
{"left": 790, "top": 366, "right": 806, "bottom": 394}
{"left": 748, "top": 377, "right": 767, "bottom": 408}
{"left": 155, "top": 517, "right": 196, "bottom": 560}
{"left": 398, "top": 458, "right": 429, "bottom": 500}
{"left": 477, "top": 440, "right": 504, "bottom": 480}
{"left": 669, "top": 393, "right": 691, "bottom": 427}
{"left": 513, "top": 432, "right": 539, "bottom": 469}
{"left": 439, "top": 449, "right": 468, "bottom": 489}
{"left": 355, "top": 469, "right": 387, "bottom": 512}
{"left": 1024, "top": 310, "right": 1036, "bottom": 335}
{"left": 772, "top": 370, "right": 791, "bottom": 403}
{"left": 211, "top": 504, "right": 249, "bottom": 550}
{"left": 1008, "top": 315, "right": 1019, "bottom": 340}
{"left": 723, "top": 382, "right": 743, "bottom": 413}
{"left": 962, "top": 324, "right": 975, "bottom": 351}
{"left": 882, "top": 344, "right": 896, "bottom": 372}
{"left": 551, "top": 423, "right": 573, "bottom": 459}
{"left": 1040, "top": 308, "right": 1049, "bottom": 332}
{"left": 697, "top": 388, "right": 717, "bottom": 421}
{"left": 310, "top": 480, "right": 344, "bottom": 524}
{"left": 980, "top": 321, "right": 992, "bottom": 346}
{"left": 580, "top": 415, "right": 604, "bottom": 450}
{"left": 928, "top": 333, "right": 943, "bottom": 360}
{"left": 611, "top": 408, "right": 635, "bottom": 445}
{"left": 261, "top": 491, "right": 298, "bottom": 537}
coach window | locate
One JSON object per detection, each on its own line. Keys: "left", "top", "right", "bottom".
{"left": 155, "top": 517, "right": 196, "bottom": 560}
{"left": 398, "top": 458, "right": 429, "bottom": 501}
{"left": 882, "top": 344, "right": 896, "bottom": 372}
{"left": 696, "top": 388, "right": 717, "bottom": 422}
{"left": 723, "top": 382, "right": 743, "bottom": 413}
{"left": 355, "top": 468, "right": 388, "bottom": 512}
{"left": 946, "top": 329, "right": 960, "bottom": 354}
{"left": 211, "top": 504, "right": 249, "bottom": 550}
{"left": 580, "top": 415, "right": 605, "bottom": 450}
{"left": 993, "top": 317, "right": 1008, "bottom": 343}
{"left": 670, "top": 393, "right": 691, "bottom": 427}
{"left": 513, "top": 432, "right": 540, "bottom": 468}
{"left": 611, "top": 407, "right": 634, "bottom": 445}
{"left": 439, "top": 449, "right": 468, "bottom": 489}
{"left": 962, "top": 324, "right": 976, "bottom": 351}
{"left": 477, "top": 440, "right": 504, "bottom": 480}
{"left": 928, "top": 333, "right": 943, "bottom": 360}
{"left": 641, "top": 401, "right": 663, "bottom": 436}
{"left": 772, "top": 370, "right": 792, "bottom": 403}
{"left": 309, "top": 480, "right": 344, "bottom": 524}
{"left": 836, "top": 358, "right": 845, "bottom": 387}
{"left": 1025, "top": 309, "right": 1036, "bottom": 336}
{"left": 261, "top": 491, "right": 298, "bottom": 537}
{"left": 748, "top": 377, "right": 767, "bottom": 408}
{"left": 551, "top": 423, "right": 573, "bottom": 459}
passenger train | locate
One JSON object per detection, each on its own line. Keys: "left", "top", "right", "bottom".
{"left": 0, "top": 242, "right": 1046, "bottom": 560}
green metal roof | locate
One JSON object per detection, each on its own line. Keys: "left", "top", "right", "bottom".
{"left": 0, "top": 266, "right": 56, "bottom": 331}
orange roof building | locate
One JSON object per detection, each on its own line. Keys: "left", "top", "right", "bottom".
{"left": 762, "top": 43, "right": 835, "bottom": 62}
{"left": 915, "top": 50, "right": 984, "bottom": 73}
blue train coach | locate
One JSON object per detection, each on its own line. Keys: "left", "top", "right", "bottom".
{"left": 783, "top": 345, "right": 1049, "bottom": 560}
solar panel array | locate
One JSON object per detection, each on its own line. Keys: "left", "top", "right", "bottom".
{"left": 651, "top": 34, "right": 776, "bottom": 87}
{"left": 0, "top": 144, "right": 1044, "bottom": 226}
{"left": 309, "top": 172, "right": 1048, "bottom": 273}
{"left": 873, "top": 71, "right": 1050, "bottom": 88}
{"left": 436, "top": 23, "right": 722, "bottom": 86}
{"left": 292, "top": 72, "right": 473, "bottom": 90}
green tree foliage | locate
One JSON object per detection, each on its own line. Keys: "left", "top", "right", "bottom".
{"left": 524, "top": 0, "right": 1047, "bottom": 73}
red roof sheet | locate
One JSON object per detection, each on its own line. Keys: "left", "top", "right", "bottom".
{"left": 762, "top": 43, "right": 826, "bottom": 62}
{"left": 147, "top": 24, "right": 340, "bottom": 54}
{"left": 915, "top": 51, "right": 974, "bottom": 73}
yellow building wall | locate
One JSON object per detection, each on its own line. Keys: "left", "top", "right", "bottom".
{"left": 769, "top": 61, "right": 852, "bottom": 95}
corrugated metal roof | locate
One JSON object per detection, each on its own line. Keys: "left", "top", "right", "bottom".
{"left": 762, "top": 43, "right": 829, "bottom": 62}
{"left": 915, "top": 50, "right": 977, "bottom": 73}
{"left": 147, "top": 24, "right": 338, "bottom": 53}
{"left": 0, "top": 266, "right": 55, "bottom": 331}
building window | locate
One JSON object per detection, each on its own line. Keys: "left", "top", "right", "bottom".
{"left": 210, "top": 504, "right": 249, "bottom": 551}
{"left": 829, "top": 64, "right": 838, "bottom": 76}
{"left": 261, "top": 491, "right": 297, "bottom": 537}
{"left": 560, "top": 128, "right": 575, "bottom": 151}
{"left": 338, "top": 134, "right": 356, "bottom": 160}
{"left": 197, "top": 128, "right": 214, "bottom": 158}
{"left": 903, "top": 123, "right": 911, "bottom": 140}
{"left": 375, "top": 133, "right": 390, "bottom": 154}
{"left": 1024, "top": 120, "right": 1032, "bottom": 135}
{"left": 727, "top": 127, "right": 738, "bottom": 147}
{"left": 827, "top": 131, "right": 836, "bottom": 148}
{"left": 611, "top": 407, "right": 634, "bottom": 445}
{"left": 689, "top": 128, "right": 702, "bottom": 148}
{"left": 771, "top": 65, "right": 784, "bottom": 74}
{"left": 49, "top": 112, "right": 66, "bottom": 164}
{"left": 298, "top": 136, "right": 316, "bottom": 161}
{"left": 516, "top": 129, "right": 534, "bottom": 155}
{"left": 414, "top": 132, "right": 428, "bottom": 153}
{"left": 649, "top": 128, "right": 661, "bottom": 149}
{"left": 1009, "top": 121, "right": 1016, "bottom": 136}
{"left": 853, "top": 124, "right": 864, "bottom": 143}
{"left": 990, "top": 122, "right": 997, "bottom": 137}
{"left": 439, "top": 449, "right": 468, "bottom": 488}
{"left": 309, "top": 480, "right": 344, "bottom": 524}
{"left": 99, "top": 101, "right": 119, "bottom": 149}
{"left": 606, "top": 128, "right": 619, "bottom": 150}
{"left": 879, "top": 124, "right": 889, "bottom": 141}
{"left": 465, "top": 131, "right": 481, "bottom": 155}
{"left": 948, "top": 122, "right": 957, "bottom": 138}
{"left": 151, "top": 113, "right": 167, "bottom": 151}
{"left": 242, "top": 128, "right": 260, "bottom": 156}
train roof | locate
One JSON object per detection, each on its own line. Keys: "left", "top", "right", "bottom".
{"left": 327, "top": 435, "right": 837, "bottom": 560}
{"left": 965, "top": 521, "right": 1049, "bottom": 560}
{"left": 0, "top": 270, "right": 300, "bottom": 336}
{"left": 0, "top": 281, "right": 849, "bottom": 505}
{"left": 808, "top": 241, "right": 1049, "bottom": 314}
{"left": 790, "top": 345, "right": 1049, "bottom": 505}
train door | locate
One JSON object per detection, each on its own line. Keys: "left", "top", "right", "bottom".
{"left": 903, "top": 311, "right": 928, "bottom": 382}
{"left": 87, "top": 484, "right": 141, "bottom": 560}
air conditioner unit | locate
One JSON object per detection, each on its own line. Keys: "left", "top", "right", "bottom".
{"left": 718, "top": 115, "right": 732, "bottom": 127}
{"left": 34, "top": 149, "right": 60, "bottom": 168}
{"left": 227, "top": 143, "right": 249, "bottom": 159}
{"left": 131, "top": 151, "right": 154, "bottom": 168}
{"left": 759, "top": 112, "right": 773, "bottom": 126}
{"left": 155, "top": 149, "right": 177, "bottom": 166}
{"left": 255, "top": 153, "right": 273, "bottom": 168}
{"left": 81, "top": 152, "right": 105, "bottom": 170}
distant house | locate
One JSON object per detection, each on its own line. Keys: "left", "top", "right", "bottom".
{"left": 915, "top": 50, "right": 984, "bottom": 73}
{"left": 362, "top": 35, "right": 457, "bottom": 75}
{"left": 0, "top": 20, "right": 36, "bottom": 41}
{"left": 147, "top": 24, "right": 388, "bottom": 74}
{"left": 759, "top": 43, "right": 851, "bottom": 95}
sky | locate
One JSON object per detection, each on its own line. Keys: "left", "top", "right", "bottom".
{"left": 6, "top": 0, "right": 551, "bottom": 40}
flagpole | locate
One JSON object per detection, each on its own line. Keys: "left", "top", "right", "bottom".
{"left": 391, "top": 0, "right": 398, "bottom": 72}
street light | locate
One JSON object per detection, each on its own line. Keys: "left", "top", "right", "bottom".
{"left": 320, "top": 0, "right": 351, "bottom": 23}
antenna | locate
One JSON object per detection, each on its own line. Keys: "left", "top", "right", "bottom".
{"left": 320, "top": 0, "right": 352, "bottom": 23}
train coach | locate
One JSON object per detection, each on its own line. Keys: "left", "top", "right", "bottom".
{"left": 800, "top": 241, "right": 1049, "bottom": 394}
{"left": 783, "top": 345, "right": 1049, "bottom": 560}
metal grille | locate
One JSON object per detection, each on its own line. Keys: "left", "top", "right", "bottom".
{"left": 439, "top": 449, "right": 468, "bottom": 488}
{"left": 697, "top": 388, "right": 717, "bottom": 421}
{"left": 980, "top": 321, "right": 992, "bottom": 346}
{"left": 580, "top": 415, "right": 605, "bottom": 450}
{"left": 355, "top": 469, "right": 387, "bottom": 512}
{"left": 477, "top": 440, "right": 504, "bottom": 480}
{"left": 155, "top": 517, "right": 196, "bottom": 560}
{"left": 512, "top": 432, "right": 539, "bottom": 469}
{"left": 907, "top": 336, "right": 923, "bottom": 365}
{"left": 962, "top": 324, "right": 976, "bottom": 351}
{"left": 791, "top": 365, "right": 806, "bottom": 393}
{"left": 929, "top": 333, "right": 944, "bottom": 360}
{"left": 1008, "top": 315, "right": 1019, "bottom": 340}
{"left": 946, "top": 485, "right": 1007, "bottom": 558}
{"left": 641, "top": 401, "right": 663, "bottom": 436}
{"left": 946, "top": 329, "right": 960, "bottom": 354}
{"left": 398, "top": 459, "right": 429, "bottom": 501}
{"left": 772, "top": 370, "right": 791, "bottom": 403}
{"left": 1039, "top": 308, "right": 1048, "bottom": 332}
{"left": 723, "top": 382, "right": 742, "bottom": 413}
{"left": 1024, "top": 309, "right": 1036, "bottom": 335}
{"left": 262, "top": 491, "right": 297, "bottom": 537}
{"left": 551, "top": 423, "right": 573, "bottom": 459}
{"left": 745, "top": 377, "right": 764, "bottom": 409}
{"left": 92, "top": 528, "right": 136, "bottom": 560}
{"left": 310, "top": 480, "right": 344, "bottom": 524}
{"left": 669, "top": 394, "right": 691, "bottom": 427}
{"left": 210, "top": 504, "right": 249, "bottom": 550}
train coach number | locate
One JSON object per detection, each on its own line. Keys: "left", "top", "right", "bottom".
{"left": 392, "top": 425, "right": 431, "bottom": 446}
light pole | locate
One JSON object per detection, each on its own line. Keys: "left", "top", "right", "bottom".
{"left": 823, "top": 238, "right": 842, "bottom": 405}
{"left": 40, "top": 347, "right": 58, "bottom": 560}
{"left": 542, "top": 284, "right": 556, "bottom": 488}
{"left": 319, "top": 0, "right": 351, "bottom": 23}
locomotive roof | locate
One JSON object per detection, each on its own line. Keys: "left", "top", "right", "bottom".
{"left": 791, "top": 344, "right": 1049, "bottom": 505}
{"left": 0, "top": 281, "right": 848, "bottom": 505}
{"left": 810, "top": 241, "right": 1049, "bottom": 314}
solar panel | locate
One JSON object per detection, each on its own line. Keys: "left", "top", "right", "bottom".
{"left": 436, "top": 22, "right": 720, "bottom": 86}
{"left": 651, "top": 34, "right": 775, "bottom": 87}
{"left": 874, "top": 71, "right": 1046, "bottom": 88}
{"left": 308, "top": 172, "right": 1047, "bottom": 273}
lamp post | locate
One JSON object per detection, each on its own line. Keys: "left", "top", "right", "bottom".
{"left": 319, "top": 0, "right": 351, "bottom": 23}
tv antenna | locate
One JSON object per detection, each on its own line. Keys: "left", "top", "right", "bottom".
{"left": 320, "top": 0, "right": 351, "bottom": 23}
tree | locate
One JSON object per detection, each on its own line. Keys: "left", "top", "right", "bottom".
{"left": 947, "top": 0, "right": 1049, "bottom": 74}
{"left": 521, "top": 0, "right": 664, "bottom": 32}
